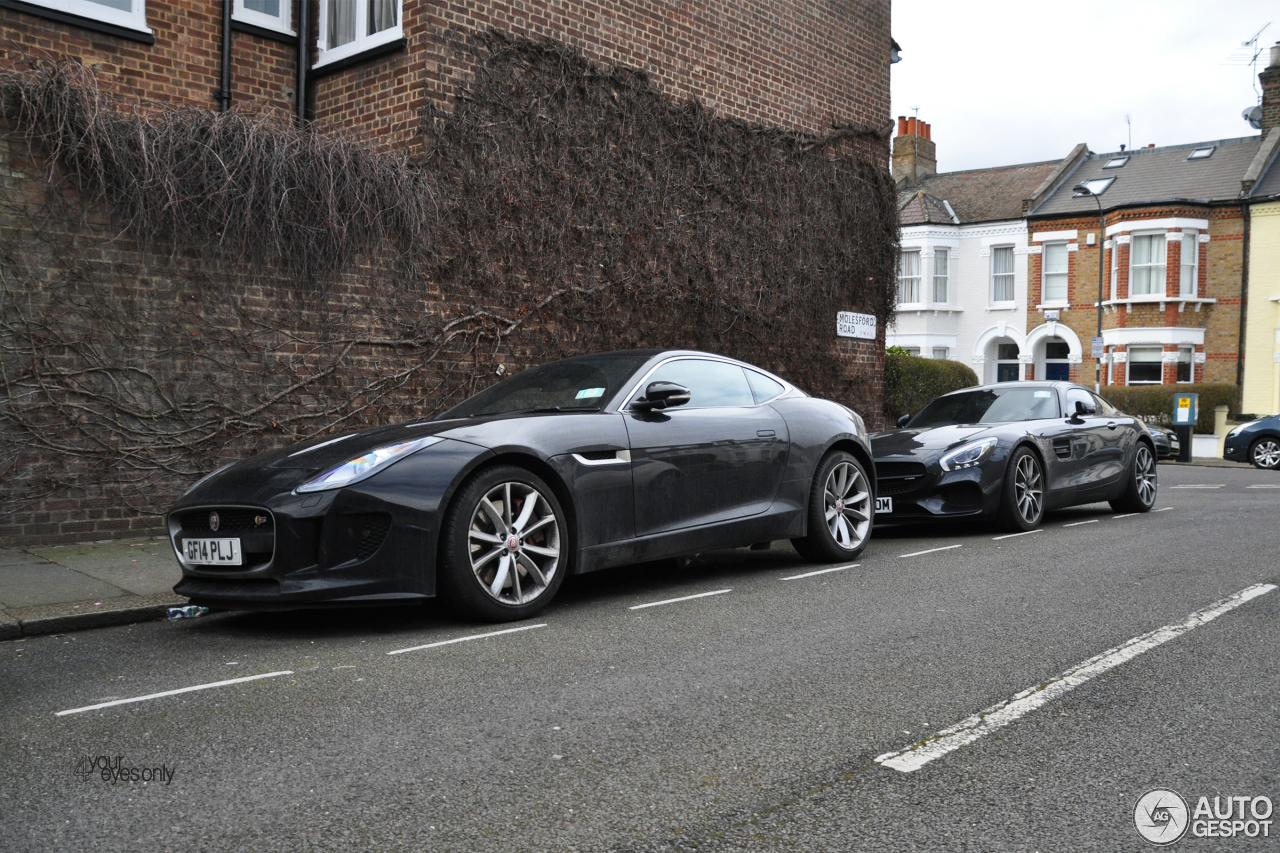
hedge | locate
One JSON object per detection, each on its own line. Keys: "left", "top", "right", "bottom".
{"left": 1100, "top": 383, "right": 1241, "bottom": 434}
{"left": 883, "top": 350, "right": 979, "bottom": 425}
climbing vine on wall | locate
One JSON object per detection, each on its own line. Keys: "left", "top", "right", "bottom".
{"left": 0, "top": 31, "right": 897, "bottom": 522}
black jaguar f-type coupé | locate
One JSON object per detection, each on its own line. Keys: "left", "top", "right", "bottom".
{"left": 168, "top": 350, "right": 877, "bottom": 621}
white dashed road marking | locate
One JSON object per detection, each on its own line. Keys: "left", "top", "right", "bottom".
{"left": 1062, "top": 519, "right": 1099, "bottom": 527}
{"left": 388, "top": 624, "right": 547, "bottom": 656}
{"left": 1151, "top": 507, "right": 1174, "bottom": 512}
{"left": 992, "top": 530, "right": 1042, "bottom": 541}
{"left": 56, "top": 671, "right": 294, "bottom": 716}
{"left": 629, "top": 589, "right": 732, "bottom": 610}
{"left": 1247, "top": 484, "right": 1280, "bottom": 489}
{"left": 898, "top": 544, "right": 962, "bottom": 559}
{"left": 874, "top": 583, "right": 1277, "bottom": 773}
{"left": 1170, "top": 484, "right": 1225, "bottom": 489}
{"left": 1110, "top": 513, "right": 1138, "bottom": 520}
{"left": 781, "top": 564, "right": 859, "bottom": 581}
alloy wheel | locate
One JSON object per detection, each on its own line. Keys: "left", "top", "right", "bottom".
{"left": 467, "top": 481, "right": 561, "bottom": 606}
{"left": 1135, "top": 445, "right": 1157, "bottom": 505}
{"left": 823, "top": 461, "right": 871, "bottom": 550}
{"left": 1253, "top": 439, "right": 1280, "bottom": 470}
{"left": 1014, "top": 454, "right": 1043, "bottom": 524}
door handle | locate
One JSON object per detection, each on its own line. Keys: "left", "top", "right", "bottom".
{"left": 1106, "top": 421, "right": 1117, "bottom": 430}
{"left": 757, "top": 430, "right": 776, "bottom": 438}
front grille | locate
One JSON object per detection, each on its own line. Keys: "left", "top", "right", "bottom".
{"left": 878, "top": 479, "right": 919, "bottom": 497}
{"left": 179, "top": 508, "right": 274, "bottom": 533}
{"left": 876, "top": 461, "right": 927, "bottom": 479}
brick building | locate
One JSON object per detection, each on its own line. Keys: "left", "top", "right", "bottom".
{"left": 0, "top": 0, "right": 897, "bottom": 545}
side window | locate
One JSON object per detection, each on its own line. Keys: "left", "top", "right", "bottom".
{"left": 1091, "top": 393, "right": 1117, "bottom": 415}
{"left": 1065, "top": 388, "right": 1096, "bottom": 415}
{"left": 643, "top": 360, "right": 755, "bottom": 409}
{"left": 745, "top": 370, "right": 785, "bottom": 404}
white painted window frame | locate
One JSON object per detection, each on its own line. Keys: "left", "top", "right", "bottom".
{"left": 316, "top": 0, "right": 404, "bottom": 68}
{"left": 1129, "top": 232, "right": 1167, "bottom": 297}
{"left": 932, "top": 248, "right": 949, "bottom": 305}
{"left": 1179, "top": 231, "right": 1198, "bottom": 298}
{"left": 234, "top": 0, "right": 293, "bottom": 35}
{"left": 932, "top": 346, "right": 949, "bottom": 360}
{"left": 897, "top": 249, "right": 922, "bottom": 307}
{"left": 1126, "top": 345, "right": 1164, "bottom": 386}
{"left": 25, "top": 0, "right": 151, "bottom": 33}
{"left": 1109, "top": 240, "right": 1118, "bottom": 301}
{"left": 1042, "top": 241, "right": 1069, "bottom": 305}
{"left": 1176, "top": 345, "right": 1194, "bottom": 384}
{"left": 990, "top": 245, "right": 1016, "bottom": 307}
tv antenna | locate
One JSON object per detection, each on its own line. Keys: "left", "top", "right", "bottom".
{"left": 910, "top": 105, "right": 920, "bottom": 118}
{"left": 1223, "top": 23, "right": 1271, "bottom": 102}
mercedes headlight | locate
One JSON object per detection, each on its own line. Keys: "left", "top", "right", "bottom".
{"left": 939, "top": 437, "right": 999, "bottom": 472}
{"left": 297, "top": 437, "right": 443, "bottom": 493}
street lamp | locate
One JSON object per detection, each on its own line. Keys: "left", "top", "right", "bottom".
{"left": 1073, "top": 182, "right": 1106, "bottom": 393}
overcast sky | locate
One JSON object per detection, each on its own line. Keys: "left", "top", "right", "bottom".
{"left": 890, "top": 1, "right": 1276, "bottom": 173}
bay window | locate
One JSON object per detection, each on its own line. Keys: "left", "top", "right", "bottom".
{"left": 1127, "top": 347, "right": 1163, "bottom": 385}
{"left": 898, "top": 250, "right": 921, "bottom": 305}
{"left": 933, "top": 249, "right": 949, "bottom": 304}
{"left": 1179, "top": 232, "right": 1198, "bottom": 297}
{"left": 1130, "top": 234, "right": 1166, "bottom": 296}
{"left": 1177, "top": 346, "right": 1194, "bottom": 383}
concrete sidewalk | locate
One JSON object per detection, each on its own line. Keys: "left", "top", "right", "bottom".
{"left": 0, "top": 537, "right": 187, "bottom": 639}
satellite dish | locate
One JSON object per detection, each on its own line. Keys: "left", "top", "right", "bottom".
{"left": 1243, "top": 105, "right": 1262, "bottom": 130}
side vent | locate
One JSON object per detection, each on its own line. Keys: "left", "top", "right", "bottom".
{"left": 1052, "top": 437, "right": 1072, "bottom": 460}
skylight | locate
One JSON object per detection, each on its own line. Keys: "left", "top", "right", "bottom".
{"left": 1103, "top": 156, "right": 1129, "bottom": 169}
{"left": 1072, "top": 177, "right": 1115, "bottom": 197}
{"left": 1188, "top": 147, "right": 1215, "bottom": 160}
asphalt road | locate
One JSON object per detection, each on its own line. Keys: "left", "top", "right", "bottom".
{"left": 3, "top": 462, "right": 1278, "bottom": 852}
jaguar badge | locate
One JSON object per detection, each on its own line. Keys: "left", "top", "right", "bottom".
{"left": 209, "top": 511, "right": 220, "bottom": 532}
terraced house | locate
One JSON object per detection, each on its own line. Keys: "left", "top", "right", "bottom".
{"left": 892, "top": 44, "right": 1280, "bottom": 406}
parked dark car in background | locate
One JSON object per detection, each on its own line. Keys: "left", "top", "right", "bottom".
{"left": 871, "top": 382, "right": 1157, "bottom": 532}
{"left": 168, "top": 350, "right": 877, "bottom": 621}
{"left": 1148, "top": 424, "right": 1180, "bottom": 460}
{"left": 1223, "top": 414, "right": 1280, "bottom": 470}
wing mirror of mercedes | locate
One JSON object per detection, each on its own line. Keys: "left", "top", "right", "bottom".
{"left": 897, "top": 414, "right": 911, "bottom": 429}
{"left": 633, "top": 381, "right": 691, "bottom": 411}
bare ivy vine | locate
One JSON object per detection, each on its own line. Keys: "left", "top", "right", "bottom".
{"left": 0, "top": 31, "right": 898, "bottom": 520}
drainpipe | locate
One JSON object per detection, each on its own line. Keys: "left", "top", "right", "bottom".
{"left": 1238, "top": 203, "right": 1251, "bottom": 389}
{"left": 296, "top": 0, "right": 309, "bottom": 126}
{"left": 219, "top": 0, "right": 232, "bottom": 111}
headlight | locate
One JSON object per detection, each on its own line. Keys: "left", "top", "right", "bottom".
{"left": 297, "top": 436, "right": 443, "bottom": 493}
{"left": 1227, "top": 420, "right": 1259, "bottom": 438}
{"left": 182, "top": 463, "right": 234, "bottom": 497}
{"left": 939, "top": 437, "right": 999, "bottom": 472}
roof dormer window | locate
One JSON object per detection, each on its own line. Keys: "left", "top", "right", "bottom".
{"left": 1187, "top": 147, "right": 1215, "bottom": 160}
{"left": 1103, "top": 156, "right": 1129, "bottom": 169}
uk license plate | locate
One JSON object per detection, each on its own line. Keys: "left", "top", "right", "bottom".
{"left": 183, "top": 538, "right": 242, "bottom": 566}
{"left": 875, "top": 497, "right": 893, "bottom": 514}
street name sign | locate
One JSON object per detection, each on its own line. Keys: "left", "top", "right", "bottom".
{"left": 837, "top": 312, "right": 877, "bottom": 340}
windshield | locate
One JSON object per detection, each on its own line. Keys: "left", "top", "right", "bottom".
{"left": 908, "top": 387, "right": 1060, "bottom": 428}
{"left": 438, "top": 354, "right": 651, "bottom": 419}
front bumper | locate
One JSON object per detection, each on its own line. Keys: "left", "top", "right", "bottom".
{"left": 169, "top": 493, "right": 434, "bottom": 610}
{"left": 873, "top": 458, "right": 1003, "bottom": 523}
{"left": 1223, "top": 434, "right": 1248, "bottom": 461}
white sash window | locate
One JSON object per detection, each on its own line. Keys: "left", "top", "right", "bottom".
{"left": 318, "top": 0, "right": 403, "bottom": 67}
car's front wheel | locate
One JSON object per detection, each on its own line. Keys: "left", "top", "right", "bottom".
{"left": 1110, "top": 442, "right": 1157, "bottom": 513}
{"left": 1250, "top": 437, "right": 1280, "bottom": 470}
{"left": 439, "top": 465, "right": 568, "bottom": 622}
{"left": 995, "top": 447, "right": 1044, "bottom": 532}
{"left": 791, "top": 450, "right": 872, "bottom": 562}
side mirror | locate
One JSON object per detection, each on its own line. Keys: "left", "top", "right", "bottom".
{"left": 1068, "top": 400, "right": 1093, "bottom": 423}
{"left": 634, "top": 381, "right": 691, "bottom": 411}
{"left": 897, "top": 414, "right": 911, "bottom": 428}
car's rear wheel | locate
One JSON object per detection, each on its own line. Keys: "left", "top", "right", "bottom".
{"left": 1110, "top": 442, "right": 1157, "bottom": 513}
{"left": 995, "top": 447, "right": 1044, "bottom": 532}
{"left": 791, "top": 450, "right": 872, "bottom": 562}
{"left": 439, "top": 465, "right": 568, "bottom": 622}
{"left": 1250, "top": 437, "right": 1280, "bottom": 470}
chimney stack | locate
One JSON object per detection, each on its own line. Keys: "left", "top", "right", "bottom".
{"left": 1261, "top": 41, "right": 1280, "bottom": 136}
{"left": 892, "top": 115, "right": 937, "bottom": 188}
